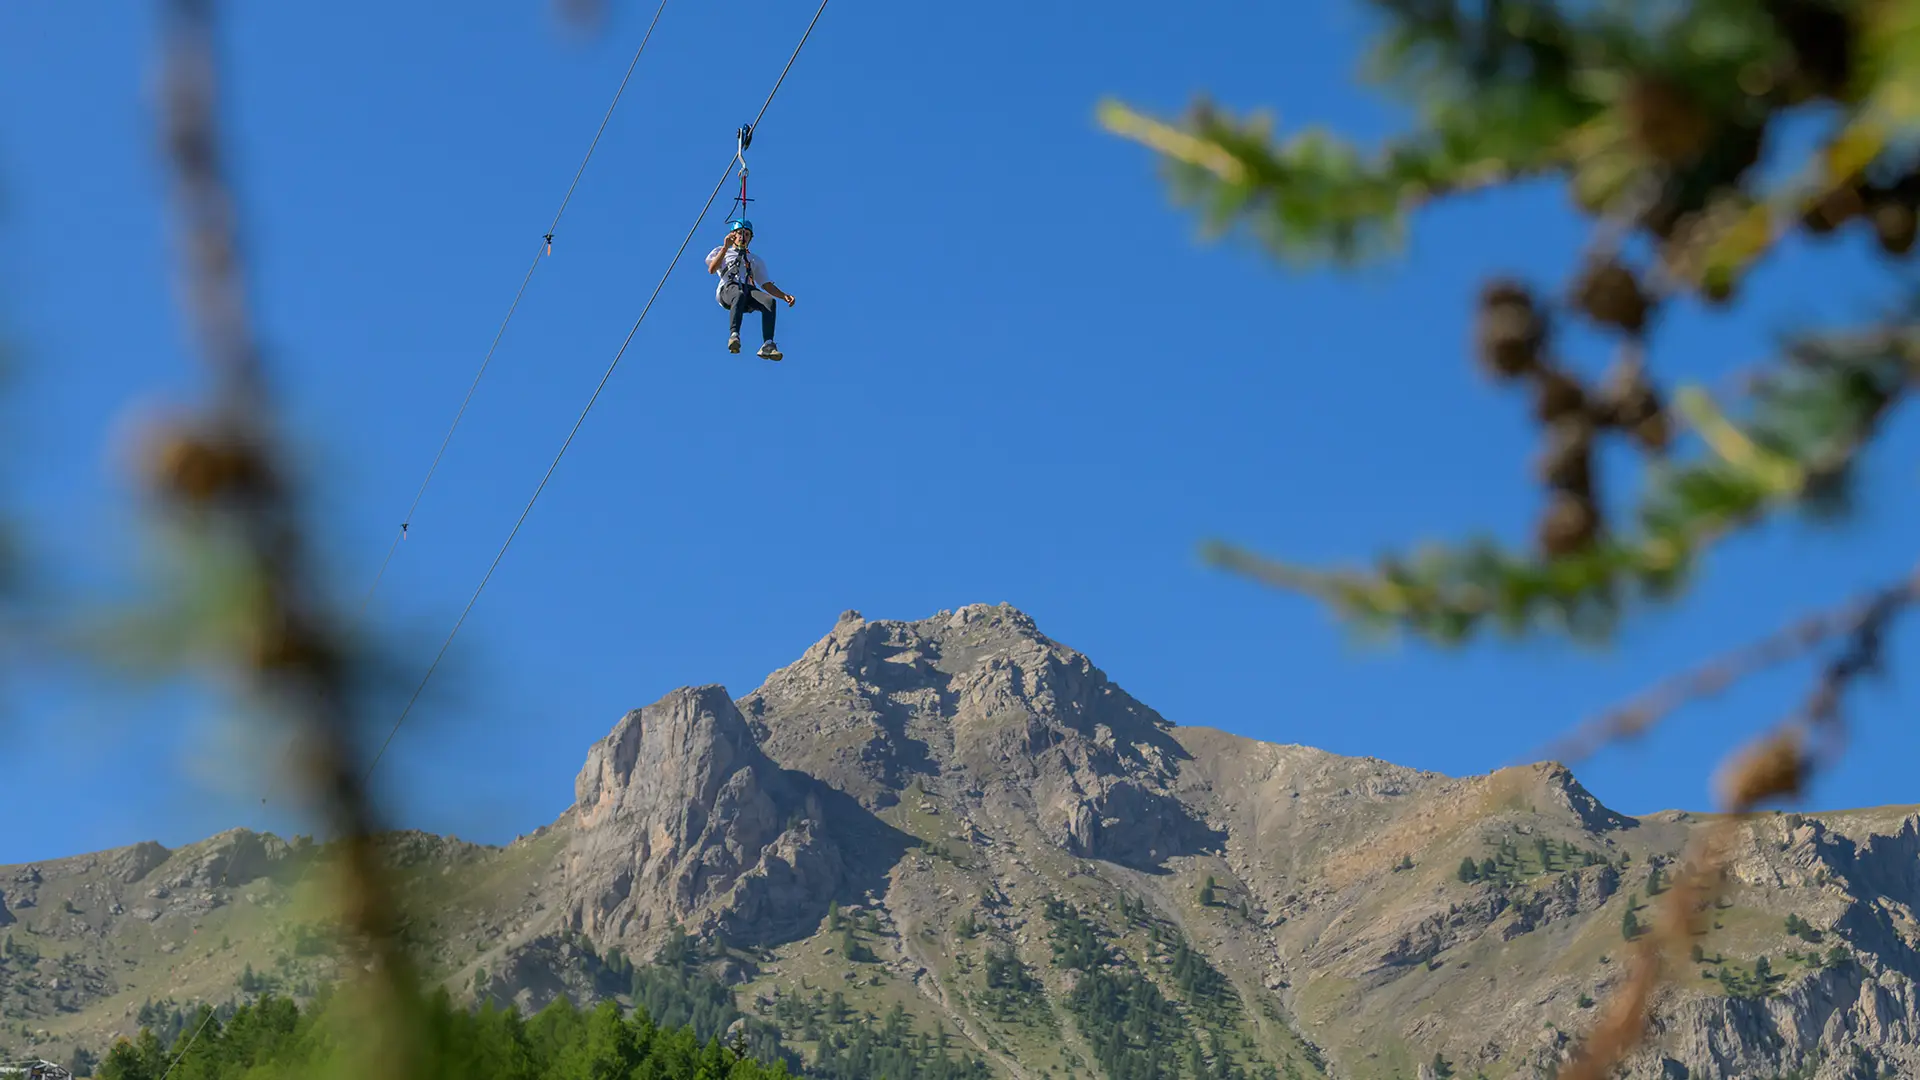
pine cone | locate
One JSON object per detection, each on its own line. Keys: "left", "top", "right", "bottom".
{"left": 1624, "top": 78, "right": 1712, "bottom": 165}
{"left": 1639, "top": 196, "right": 1687, "bottom": 242}
{"left": 1536, "top": 418, "right": 1595, "bottom": 494}
{"left": 1538, "top": 491, "right": 1601, "bottom": 558}
{"left": 145, "top": 427, "right": 271, "bottom": 506}
{"left": 1533, "top": 368, "right": 1587, "bottom": 424}
{"left": 1475, "top": 280, "right": 1547, "bottom": 379}
{"left": 1871, "top": 200, "right": 1917, "bottom": 255}
{"left": 1571, "top": 257, "right": 1653, "bottom": 334}
{"left": 1594, "top": 356, "right": 1663, "bottom": 430}
{"left": 247, "top": 614, "right": 341, "bottom": 679}
{"left": 1800, "top": 183, "right": 1865, "bottom": 235}
{"left": 1633, "top": 410, "right": 1674, "bottom": 453}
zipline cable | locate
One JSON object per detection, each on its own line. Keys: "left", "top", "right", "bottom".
{"left": 361, "top": 0, "right": 832, "bottom": 783}
{"left": 358, "top": 0, "right": 672, "bottom": 617}
{"left": 524, "top": 21, "right": 830, "bottom": 951}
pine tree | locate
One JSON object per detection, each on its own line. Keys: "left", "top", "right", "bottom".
{"left": 1457, "top": 857, "right": 1480, "bottom": 883}
{"left": 1621, "top": 910, "right": 1641, "bottom": 940}
{"left": 1199, "top": 876, "right": 1216, "bottom": 906}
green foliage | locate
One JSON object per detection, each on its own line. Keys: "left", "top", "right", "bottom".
{"left": 1474, "top": 834, "right": 1603, "bottom": 887}
{"left": 1102, "top": 0, "right": 1920, "bottom": 647}
{"left": 1043, "top": 898, "right": 1261, "bottom": 1080}
{"left": 977, "top": 943, "right": 1049, "bottom": 1026}
{"left": 1785, "top": 912, "right": 1824, "bottom": 942}
{"left": 1457, "top": 857, "right": 1481, "bottom": 883}
{"left": 982, "top": 944, "right": 1039, "bottom": 995}
{"left": 766, "top": 990, "right": 989, "bottom": 1080}
{"left": 839, "top": 930, "right": 876, "bottom": 965}
{"left": 133, "top": 998, "right": 220, "bottom": 1052}
{"left": 96, "top": 990, "right": 794, "bottom": 1080}
{"left": 238, "top": 963, "right": 269, "bottom": 995}
{"left": 617, "top": 924, "right": 781, "bottom": 1060}
{"left": 105, "top": 955, "right": 990, "bottom": 1080}
{"left": 1063, "top": 963, "right": 1194, "bottom": 1080}
{"left": 1044, "top": 898, "right": 1110, "bottom": 972}
{"left": 1622, "top": 909, "right": 1642, "bottom": 940}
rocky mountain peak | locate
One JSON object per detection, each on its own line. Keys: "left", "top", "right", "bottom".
{"left": 741, "top": 604, "right": 1175, "bottom": 800}
{"left": 735, "top": 605, "right": 1216, "bottom": 870}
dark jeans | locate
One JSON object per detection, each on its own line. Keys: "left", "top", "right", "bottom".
{"left": 720, "top": 283, "right": 776, "bottom": 341}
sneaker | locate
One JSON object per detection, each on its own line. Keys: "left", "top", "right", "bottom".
{"left": 728, "top": 332, "right": 742, "bottom": 354}
{"left": 757, "top": 341, "right": 783, "bottom": 361}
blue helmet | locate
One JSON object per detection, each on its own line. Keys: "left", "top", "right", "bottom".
{"left": 726, "top": 217, "right": 754, "bottom": 235}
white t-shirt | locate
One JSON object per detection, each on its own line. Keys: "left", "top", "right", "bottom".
{"left": 708, "top": 245, "right": 773, "bottom": 304}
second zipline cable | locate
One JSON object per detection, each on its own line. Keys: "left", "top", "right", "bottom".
{"left": 359, "top": 0, "right": 674, "bottom": 616}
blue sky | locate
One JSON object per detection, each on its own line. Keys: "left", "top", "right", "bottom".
{"left": 2, "top": 1, "right": 1917, "bottom": 866}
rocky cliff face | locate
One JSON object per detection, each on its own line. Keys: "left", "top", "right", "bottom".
{"left": 562, "top": 685, "right": 848, "bottom": 952}
{"left": 8, "top": 603, "right": 1920, "bottom": 1080}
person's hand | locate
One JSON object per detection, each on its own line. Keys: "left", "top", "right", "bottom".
{"left": 783, "top": 293, "right": 797, "bottom": 307}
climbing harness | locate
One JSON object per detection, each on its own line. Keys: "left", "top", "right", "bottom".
{"left": 721, "top": 124, "right": 767, "bottom": 296}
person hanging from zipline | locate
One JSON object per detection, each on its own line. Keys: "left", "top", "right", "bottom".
{"left": 705, "top": 217, "right": 795, "bottom": 361}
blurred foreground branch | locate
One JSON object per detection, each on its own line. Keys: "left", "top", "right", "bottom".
{"left": 1559, "top": 560, "right": 1916, "bottom": 1079}
{"left": 1106, "top": 0, "right": 1920, "bottom": 1074}
{"left": 147, "top": 1, "right": 422, "bottom": 1077}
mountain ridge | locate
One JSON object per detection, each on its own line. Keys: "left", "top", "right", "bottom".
{"left": 5, "top": 602, "right": 1920, "bottom": 1080}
